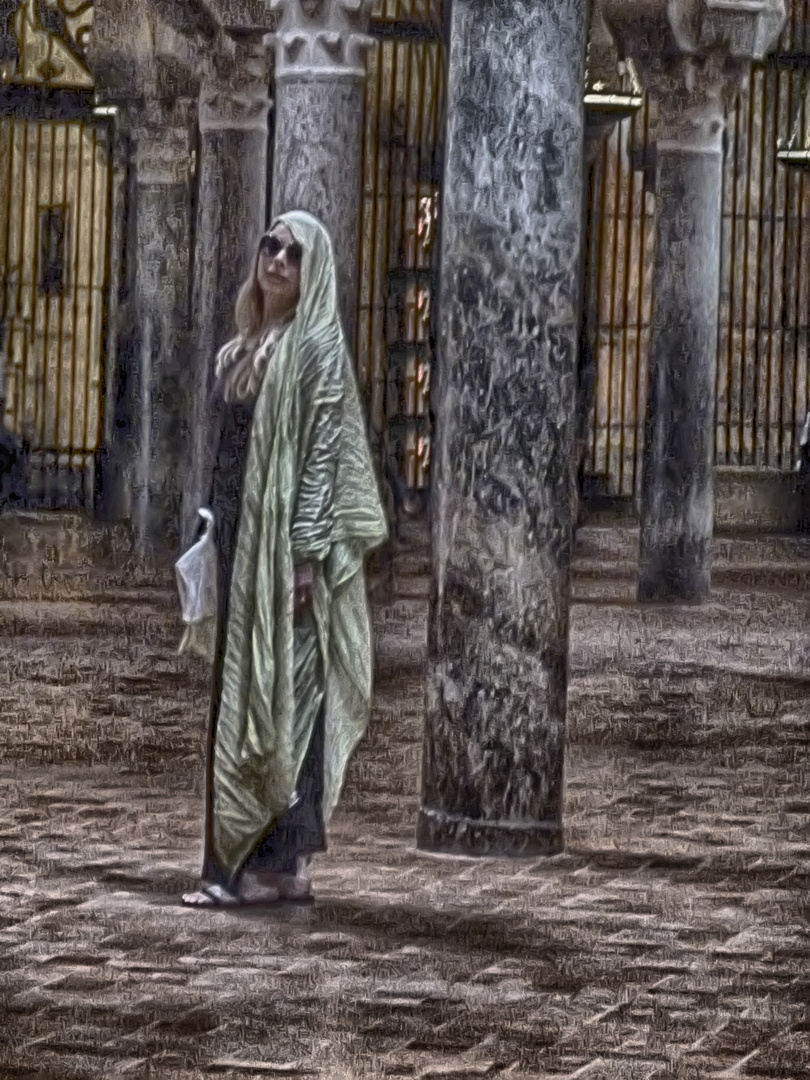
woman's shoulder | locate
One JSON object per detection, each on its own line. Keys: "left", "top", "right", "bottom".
{"left": 295, "top": 324, "right": 345, "bottom": 369}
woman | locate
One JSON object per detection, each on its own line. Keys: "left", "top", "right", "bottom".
{"left": 183, "top": 211, "right": 388, "bottom": 907}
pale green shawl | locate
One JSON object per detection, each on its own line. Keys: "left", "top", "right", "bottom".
{"left": 212, "top": 211, "right": 388, "bottom": 882}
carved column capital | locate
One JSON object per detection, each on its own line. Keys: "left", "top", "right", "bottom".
{"left": 602, "top": 0, "right": 785, "bottom": 69}
{"left": 199, "top": 31, "right": 272, "bottom": 132}
{"left": 267, "top": 0, "right": 374, "bottom": 81}
{"left": 601, "top": 0, "right": 785, "bottom": 147}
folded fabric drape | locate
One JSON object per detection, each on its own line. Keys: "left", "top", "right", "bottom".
{"left": 209, "top": 211, "right": 388, "bottom": 883}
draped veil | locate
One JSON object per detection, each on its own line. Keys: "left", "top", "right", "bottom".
{"left": 211, "top": 211, "right": 388, "bottom": 882}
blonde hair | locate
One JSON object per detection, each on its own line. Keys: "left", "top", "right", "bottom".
{"left": 233, "top": 244, "right": 265, "bottom": 342}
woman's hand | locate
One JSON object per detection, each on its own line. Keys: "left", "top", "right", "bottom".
{"left": 294, "top": 561, "right": 315, "bottom": 615}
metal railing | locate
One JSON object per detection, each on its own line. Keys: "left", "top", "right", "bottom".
{"left": 358, "top": 0, "right": 445, "bottom": 493}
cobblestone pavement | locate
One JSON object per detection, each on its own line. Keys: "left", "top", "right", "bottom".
{"left": 0, "top": 513, "right": 809, "bottom": 1080}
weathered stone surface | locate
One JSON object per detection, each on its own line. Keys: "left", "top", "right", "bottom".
{"left": 417, "top": 0, "right": 587, "bottom": 856}
{"left": 181, "top": 36, "right": 272, "bottom": 548}
{"left": 638, "top": 96, "right": 725, "bottom": 603}
{"left": 272, "top": 78, "right": 365, "bottom": 342}
{"left": 270, "top": 0, "right": 374, "bottom": 345}
{"left": 130, "top": 109, "right": 195, "bottom": 555}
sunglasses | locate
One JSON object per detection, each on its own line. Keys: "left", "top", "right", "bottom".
{"left": 259, "top": 233, "right": 302, "bottom": 263}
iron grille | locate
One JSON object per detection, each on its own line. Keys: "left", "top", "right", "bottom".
{"left": 358, "top": 0, "right": 445, "bottom": 494}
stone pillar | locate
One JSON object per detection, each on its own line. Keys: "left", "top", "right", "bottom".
{"left": 269, "top": 0, "right": 373, "bottom": 346}
{"left": 416, "top": 0, "right": 588, "bottom": 856}
{"left": 639, "top": 82, "right": 726, "bottom": 601}
{"left": 131, "top": 104, "right": 195, "bottom": 556}
{"left": 181, "top": 33, "right": 272, "bottom": 549}
{"left": 603, "top": 0, "right": 785, "bottom": 603}
{"left": 96, "top": 107, "right": 132, "bottom": 523}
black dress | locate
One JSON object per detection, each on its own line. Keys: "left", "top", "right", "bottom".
{"left": 201, "top": 392, "right": 327, "bottom": 889}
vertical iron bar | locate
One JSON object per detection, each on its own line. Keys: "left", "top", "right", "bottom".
{"left": 619, "top": 113, "right": 637, "bottom": 496}
{"left": 605, "top": 117, "right": 623, "bottom": 491}
{"left": 380, "top": 38, "right": 399, "bottom": 480}
{"left": 724, "top": 92, "right": 741, "bottom": 464}
{"left": 778, "top": 69, "right": 797, "bottom": 470}
{"left": 10, "top": 121, "right": 27, "bottom": 443}
{"left": 412, "top": 35, "right": 431, "bottom": 489}
{"left": 738, "top": 73, "right": 755, "bottom": 464}
{"left": 54, "top": 121, "right": 69, "bottom": 475}
{"left": 82, "top": 124, "right": 98, "bottom": 510}
{"left": 752, "top": 67, "right": 768, "bottom": 465}
{"left": 1, "top": 118, "right": 15, "bottom": 427}
{"left": 591, "top": 130, "right": 611, "bottom": 477}
{"left": 369, "top": 38, "right": 386, "bottom": 438}
{"left": 42, "top": 121, "right": 57, "bottom": 504}
{"left": 97, "top": 116, "right": 117, "bottom": 513}
{"left": 358, "top": 41, "right": 380, "bottom": 402}
{"left": 18, "top": 121, "right": 36, "bottom": 455}
{"left": 44, "top": 122, "right": 57, "bottom": 456}
{"left": 67, "top": 120, "right": 85, "bottom": 471}
{"left": 398, "top": 37, "right": 414, "bottom": 485}
{"left": 631, "top": 97, "right": 650, "bottom": 502}
{"left": 426, "top": 36, "right": 444, "bottom": 489}
{"left": 764, "top": 65, "right": 780, "bottom": 468}
{"left": 795, "top": 73, "right": 809, "bottom": 461}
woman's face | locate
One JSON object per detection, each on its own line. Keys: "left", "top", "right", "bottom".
{"left": 257, "top": 223, "right": 302, "bottom": 318}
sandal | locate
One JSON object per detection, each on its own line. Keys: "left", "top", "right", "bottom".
{"left": 181, "top": 883, "right": 241, "bottom": 907}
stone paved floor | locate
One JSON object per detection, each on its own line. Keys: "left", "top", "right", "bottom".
{"left": 0, "top": 513, "right": 809, "bottom": 1080}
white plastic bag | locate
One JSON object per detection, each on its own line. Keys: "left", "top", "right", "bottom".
{"left": 175, "top": 507, "right": 218, "bottom": 628}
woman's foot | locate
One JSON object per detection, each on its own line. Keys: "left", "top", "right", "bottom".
{"left": 241, "top": 866, "right": 312, "bottom": 902}
{"left": 277, "top": 872, "right": 312, "bottom": 901}
{"left": 181, "top": 882, "right": 241, "bottom": 907}
{"left": 237, "top": 870, "right": 282, "bottom": 904}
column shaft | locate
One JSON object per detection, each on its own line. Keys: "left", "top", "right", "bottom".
{"left": 638, "top": 132, "right": 723, "bottom": 602}
{"left": 599, "top": 0, "right": 787, "bottom": 603}
{"left": 131, "top": 116, "right": 193, "bottom": 555}
{"left": 417, "top": 0, "right": 587, "bottom": 857}
{"left": 182, "top": 44, "right": 271, "bottom": 548}
{"left": 272, "top": 75, "right": 365, "bottom": 344}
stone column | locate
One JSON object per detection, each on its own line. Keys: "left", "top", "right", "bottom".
{"left": 416, "top": 0, "right": 588, "bottom": 857}
{"left": 95, "top": 106, "right": 132, "bottom": 523}
{"left": 131, "top": 104, "right": 195, "bottom": 556}
{"left": 269, "top": 0, "right": 373, "bottom": 346}
{"left": 603, "top": 0, "right": 785, "bottom": 603}
{"left": 639, "top": 81, "right": 727, "bottom": 601}
{"left": 181, "top": 33, "right": 272, "bottom": 549}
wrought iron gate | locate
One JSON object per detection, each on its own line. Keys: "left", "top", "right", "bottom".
{"left": 0, "top": 1, "right": 110, "bottom": 511}
{"left": 359, "top": 0, "right": 445, "bottom": 493}
{"left": 717, "top": 4, "right": 810, "bottom": 470}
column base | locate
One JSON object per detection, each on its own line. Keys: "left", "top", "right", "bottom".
{"left": 416, "top": 807, "right": 563, "bottom": 858}
{"left": 637, "top": 539, "right": 711, "bottom": 604}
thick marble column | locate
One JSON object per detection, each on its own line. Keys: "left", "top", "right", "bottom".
{"left": 603, "top": 0, "right": 785, "bottom": 603}
{"left": 131, "top": 107, "right": 194, "bottom": 556}
{"left": 181, "top": 34, "right": 272, "bottom": 549}
{"left": 269, "top": 0, "right": 373, "bottom": 346}
{"left": 416, "top": 0, "right": 588, "bottom": 856}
